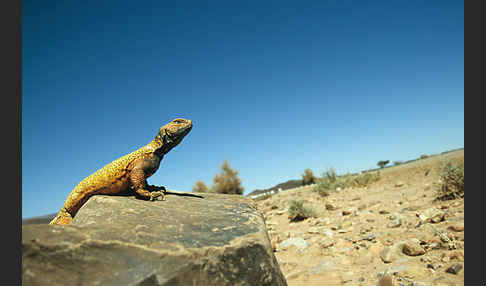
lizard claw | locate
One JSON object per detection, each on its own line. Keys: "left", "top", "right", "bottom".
{"left": 149, "top": 191, "right": 165, "bottom": 201}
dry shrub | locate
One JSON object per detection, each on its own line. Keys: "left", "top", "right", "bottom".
{"left": 313, "top": 168, "right": 380, "bottom": 197}
{"left": 212, "top": 160, "right": 244, "bottom": 195}
{"left": 437, "top": 161, "right": 464, "bottom": 200}
{"left": 302, "top": 168, "right": 317, "bottom": 185}
{"left": 287, "top": 200, "right": 317, "bottom": 222}
{"left": 192, "top": 180, "right": 210, "bottom": 193}
{"left": 351, "top": 171, "right": 380, "bottom": 188}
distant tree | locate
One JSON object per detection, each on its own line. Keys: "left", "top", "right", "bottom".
{"left": 377, "top": 160, "right": 390, "bottom": 169}
{"left": 420, "top": 154, "right": 429, "bottom": 160}
{"left": 192, "top": 180, "right": 210, "bottom": 193}
{"left": 212, "top": 160, "right": 244, "bottom": 195}
{"left": 301, "top": 169, "right": 317, "bottom": 185}
{"left": 393, "top": 161, "right": 404, "bottom": 166}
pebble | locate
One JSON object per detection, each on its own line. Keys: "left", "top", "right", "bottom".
{"left": 388, "top": 218, "right": 402, "bottom": 228}
{"left": 363, "top": 233, "right": 377, "bottom": 241}
{"left": 322, "top": 229, "right": 334, "bottom": 237}
{"left": 447, "top": 223, "right": 464, "bottom": 232}
{"left": 380, "top": 243, "right": 405, "bottom": 263}
{"left": 279, "top": 237, "right": 309, "bottom": 251}
{"left": 377, "top": 274, "right": 395, "bottom": 286}
{"left": 319, "top": 239, "right": 335, "bottom": 249}
{"left": 395, "top": 181, "right": 405, "bottom": 187}
{"left": 445, "top": 263, "right": 463, "bottom": 275}
{"left": 276, "top": 210, "right": 286, "bottom": 215}
{"left": 418, "top": 208, "right": 445, "bottom": 223}
{"left": 326, "top": 203, "right": 338, "bottom": 210}
{"left": 427, "top": 263, "right": 441, "bottom": 270}
{"left": 402, "top": 239, "right": 426, "bottom": 256}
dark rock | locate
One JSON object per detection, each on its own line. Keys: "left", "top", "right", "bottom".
{"left": 445, "top": 263, "right": 463, "bottom": 275}
{"left": 22, "top": 194, "right": 287, "bottom": 286}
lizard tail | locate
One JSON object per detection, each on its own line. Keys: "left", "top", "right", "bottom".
{"left": 49, "top": 208, "right": 73, "bottom": 225}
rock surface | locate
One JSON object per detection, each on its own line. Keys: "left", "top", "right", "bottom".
{"left": 22, "top": 193, "right": 287, "bottom": 286}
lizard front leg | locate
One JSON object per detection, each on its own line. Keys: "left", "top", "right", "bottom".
{"left": 129, "top": 168, "right": 166, "bottom": 201}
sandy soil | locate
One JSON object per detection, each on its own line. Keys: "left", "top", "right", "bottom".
{"left": 254, "top": 150, "right": 464, "bottom": 286}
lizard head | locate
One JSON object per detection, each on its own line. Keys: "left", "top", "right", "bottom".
{"left": 155, "top": 118, "right": 193, "bottom": 154}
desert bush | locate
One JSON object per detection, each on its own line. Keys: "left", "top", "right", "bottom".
{"left": 377, "top": 160, "right": 390, "bottom": 168}
{"left": 212, "top": 160, "right": 244, "bottom": 195}
{"left": 314, "top": 168, "right": 380, "bottom": 196}
{"left": 351, "top": 171, "right": 380, "bottom": 188}
{"left": 394, "top": 161, "right": 404, "bottom": 166}
{"left": 192, "top": 180, "right": 210, "bottom": 193}
{"left": 313, "top": 168, "right": 339, "bottom": 197}
{"left": 302, "top": 168, "right": 317, "bottom": 185}
{"left": 437, "top": 161, "right": 464, "bottom": 200}
{"left": 420, "top": 154, "right": 429, "bottom": 160}
{"left": 287, "top": 200, "right": 317, "bottom": 222}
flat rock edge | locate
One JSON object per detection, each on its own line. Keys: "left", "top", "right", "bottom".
{"left": 22, "top": 194, "right": 287, "bottom": 286}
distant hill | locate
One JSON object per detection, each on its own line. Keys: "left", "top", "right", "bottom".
{"left": 247, "top": 179, "right": 303, "bottom": 197}
{"left": 22, "top": 213, "right": 57, "bottom": 225}
{"left": 246, "top": 147, "right": 464, "bottom": 197}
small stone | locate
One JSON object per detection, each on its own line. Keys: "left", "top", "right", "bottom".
{"left": 313, "top": 217, "right": 330, "bottom": 225}
{"left": 319, "top": 239, "right": 335, "bottom": 249}
{"left": 279, "top": 237, "right": 309, "bottom": 251}
{"left": 427, "top": 263, "right": 441, "bottom": 270}
{"left": 326, "top": 203, "right": 338, "bottom": 210}
{"left": 322, "top": 229, "right": 334, "bottom": 237}
{"left": 363, "top": 233, "right": 376, "bottom": 241}
{"left": 403, "top": 239, "right": 426, "bottom": 256}
{"left": 419, "top": 208, "right": 445, "bottom": 224}
{"left": 380, "top": 242, "right": 405, "bottom": 263}
{"left": 342, "top": 220, "right": 353, "bottom": 229}
{"left": 379, "top": 210, "right": 390, "bottom": 215}
{"left": 448, "top": 250, "right": 464, "bottom": 261}
{"left": 388, "top": 218, "right": 402, "bottom": 228}
{"left": 395, "top": 182, "right": 405, "bottom": 187}
{"left": 447, "top": 223, "right": 464, "bottom": 232}
{"left": 377, "top": 274, "right": 395, "bottom": 286}
{"left": 342, "top": 210, "right": 352, "bottom": 216}
{"left": 420, "top": 256, "right": 432, "bottom": 263}
{"left": 445, "top": 263, "right": 463, "bottom": 274}
{"left": 358, "top": 204, "right": 367, "bottom": 211}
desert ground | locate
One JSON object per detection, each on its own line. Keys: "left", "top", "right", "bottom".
{"left": 254, "top": 150, "right": 464, "bottom": 286}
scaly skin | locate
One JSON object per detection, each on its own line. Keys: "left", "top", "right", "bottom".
{"left": 49, "top": 118, "right": 193, "bottom": 225}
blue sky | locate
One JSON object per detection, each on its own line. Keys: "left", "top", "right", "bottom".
{"left": 22, "top": 0, "right": 464, "bottom": 218}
